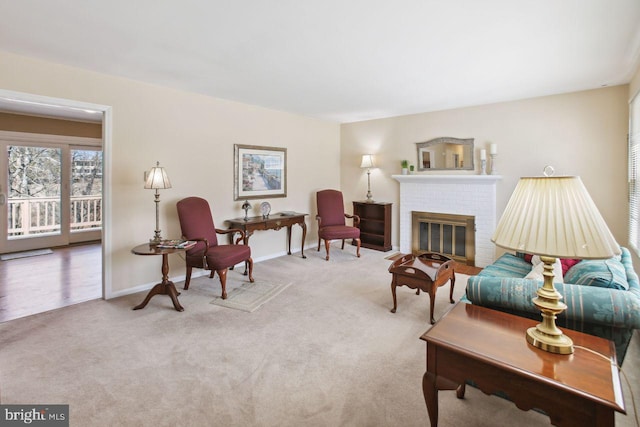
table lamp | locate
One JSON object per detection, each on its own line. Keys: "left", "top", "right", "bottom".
{"left": 360, "top": 154, "right": 375, "bottom": 202}
{"left": 144, "top": 161, "right": 172, "bottom": 244}
{"left": 491, "top": 168, "right": 620, "bottom": 354}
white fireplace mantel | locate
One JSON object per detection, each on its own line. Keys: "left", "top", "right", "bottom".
{"left": 393, "top": 173, "right": 502, "bottom": 267}
{"left": 392, "top": 174, "right": 502, "bottom": 184}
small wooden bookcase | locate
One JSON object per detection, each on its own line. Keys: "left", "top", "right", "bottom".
{"left": 352, "top": 201, "right": 392, "bottom": 252}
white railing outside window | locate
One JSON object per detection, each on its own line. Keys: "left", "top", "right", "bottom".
{"left": 8, "top": 196, "right": 102, "bottom": 238}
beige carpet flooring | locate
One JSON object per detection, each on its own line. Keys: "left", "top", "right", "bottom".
{"left": 1, "top": 245, "right": 639, "bottom": 426}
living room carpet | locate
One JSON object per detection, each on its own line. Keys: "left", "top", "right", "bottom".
{"left": 210, "top": 277, "right": 292, "bottom": 312}
{"left": 1, "top": 245, "right": 638, "bottom": 426}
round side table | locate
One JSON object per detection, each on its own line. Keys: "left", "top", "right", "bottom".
{"left": 131, "top": 242, "right": 194, "bottom": 312}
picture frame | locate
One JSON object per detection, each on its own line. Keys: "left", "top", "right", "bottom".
{"left": 234, "top": 144, "right": 287, "bottom": 200}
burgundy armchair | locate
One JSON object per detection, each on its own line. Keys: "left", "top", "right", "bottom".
{"left": 316, "top": 189, "right": 361, "bottom": 261}
{"left": 176, "top": 197, "right": 254, "bottom": 299}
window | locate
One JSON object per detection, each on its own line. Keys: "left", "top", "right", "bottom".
{"left": 0, "top": 134, "right": 102, "bottom": 253}
{"left": 629, "top": 92, "right": 640, "bottom": 256}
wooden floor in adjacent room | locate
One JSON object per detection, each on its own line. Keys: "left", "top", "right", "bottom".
{"left": 0, "top": 242, "right": 102, "bottom": 323}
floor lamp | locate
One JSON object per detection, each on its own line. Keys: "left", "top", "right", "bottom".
{"left": 491, "top": 170, "right": 620, "bottom": 354}
{"left": 360, "top": 154, "right": 375, "bottom": 202}
{"left": 144, "top": 161, "right": 172, "bottom": 244}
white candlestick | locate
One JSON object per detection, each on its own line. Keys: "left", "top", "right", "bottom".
{"left": 490, "top": 143, "right": 498, "bottom": 155}
{"left": 480, "top": 149, "right": 486, "bottom": 160}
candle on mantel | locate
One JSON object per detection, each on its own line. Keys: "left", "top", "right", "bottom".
{"left": 480, "top": 149, "right": 486, "bottom": 160}
{"left": 490, "top": 143, "right": 498, "bottom": 155}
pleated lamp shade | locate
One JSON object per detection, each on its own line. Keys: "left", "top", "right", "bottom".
{"left": 491, "top": 176, "right": 620, "bottom": 259}
{"left": 144, "top": 162, "right": 172, "bottom": 190}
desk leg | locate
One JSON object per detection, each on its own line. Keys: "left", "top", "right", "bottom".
{"left": 423, "top": 371, "right": 438, "bottom": 427}
{"left": 299, "top": 221, "right": 307, "bottom": 258}
{"left": 238, "top": 231, "right": 251, "bottom": 276}
{"left": 133, "top": 254, "right": 184, "bottom": 312}
{"left": 286, "top": 225, "right": 293, "bottom": 255}
{"left": 286, "top": 221, "right": 307, "bottom": 259}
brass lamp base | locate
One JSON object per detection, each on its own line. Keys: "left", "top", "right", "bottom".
{"left": 526, "top": 255, "right": 575, "bottom": 355}
{"left": 526, "top": 326, "right": 574, "bottom": 355}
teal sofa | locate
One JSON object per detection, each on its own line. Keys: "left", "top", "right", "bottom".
{"left": 465, "top": 247, "right": 640, "bottom": 364}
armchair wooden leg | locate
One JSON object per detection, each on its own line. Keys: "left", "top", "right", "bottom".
{"left": 217, "top": 268, "right": 228, "bottom": 299}
{"left": 324, "top": 239, "right": 331, "bottom": 261}
{"left": 355, "top": 238, "right": 361, "bottom": 258}
{"left": 184, "top": 266, "right": 193, "bottom": 290}
{"left": 317, "top": 238, "right": 321, "bottom": 251}
{"left": 247, "top": 257, "right": 254, "bottom": 283}
{"left": 341, "top": 239, "right": 345, "bottom": 249}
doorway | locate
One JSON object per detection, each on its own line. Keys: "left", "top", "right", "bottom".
{"left": 0, "top": 136, "right": 103, "bottom": 253}
{"left": 0, "top": 89, "right": 112, "bottom": 318}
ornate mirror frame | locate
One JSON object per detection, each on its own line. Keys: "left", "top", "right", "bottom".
{"left": 416, "top": 137, "right": 474, "bottom": 171}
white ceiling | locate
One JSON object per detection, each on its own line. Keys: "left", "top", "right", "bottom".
{"left": 1, "top": 0, "right": 640, "bottom": 123}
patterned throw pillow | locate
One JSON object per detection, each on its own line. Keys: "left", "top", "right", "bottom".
{"left": 563, "top": 257, "right": 629, "bottom": 290}
{"left": 518, "top": 252, "right": 581, "bottom": 275}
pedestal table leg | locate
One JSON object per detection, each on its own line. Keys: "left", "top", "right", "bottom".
{"left": 133, "top": 253, "right": 184, "bottom": 312}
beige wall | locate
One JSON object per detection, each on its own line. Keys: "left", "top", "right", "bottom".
{"left": 341, "top": 86, "right": 630, "bottom": 254}
{"left": 0, "top": 50, "right": 340, "bottom": 296}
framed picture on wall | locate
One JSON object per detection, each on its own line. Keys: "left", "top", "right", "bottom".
{"left": 234, "top": 144, "right": 287, "bottom": 200}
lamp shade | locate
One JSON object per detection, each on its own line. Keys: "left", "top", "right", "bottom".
{"left": 360, "top": 154, "right": 375, "bottom": 169}
{"left": 144, "top": 162, "right": 172, "bottom": 190}
{"left": 492, "top": 176, "right": 620, "bottom": 259}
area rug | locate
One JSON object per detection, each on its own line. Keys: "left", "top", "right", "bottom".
{"left": 0, "top": 248, "right": 53, "bottom": 261}
{"left": 210, "top": 279, "right": 292, "bottom": 312}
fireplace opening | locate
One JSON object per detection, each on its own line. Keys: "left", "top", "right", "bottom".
{"left": 412, "top": 211, "right": 475, "bottom": 266}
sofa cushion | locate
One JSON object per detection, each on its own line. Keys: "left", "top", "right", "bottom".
{"left": 479, "top": 253, "right": 532, "bottom": 278}
{"left": 563, "top": 257, "right": 629, "bottom": 290}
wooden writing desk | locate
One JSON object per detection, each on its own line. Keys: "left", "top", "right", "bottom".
{"left": 421, "top": 303, "right": 625, "bottom": 427}
{"left": 225, "top": 212, "right": 307, "bottom": 258}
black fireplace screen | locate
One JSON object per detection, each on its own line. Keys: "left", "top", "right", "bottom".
{"left": 419, "top": 222, "right": 466, "bottom": 258}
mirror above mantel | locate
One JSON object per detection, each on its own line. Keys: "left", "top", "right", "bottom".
{"left": 416, "top": 137, "right": 474, "bottom": 171}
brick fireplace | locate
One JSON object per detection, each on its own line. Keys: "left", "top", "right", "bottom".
{"left": 392, "top": 174, "right": 502, "bottom": 267}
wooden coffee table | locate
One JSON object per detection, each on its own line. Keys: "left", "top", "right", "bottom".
{"left": 421, "top": 303, "right": 625, "bottom": 427}
{"left": 388, "top": 252, "right": 455, "bottom": 324}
